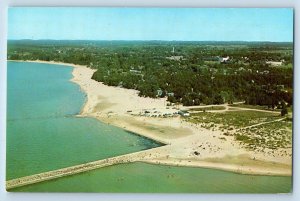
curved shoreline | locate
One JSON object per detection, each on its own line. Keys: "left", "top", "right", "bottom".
{"left": 7, "top": 60, "right": 292, "bottom": 178}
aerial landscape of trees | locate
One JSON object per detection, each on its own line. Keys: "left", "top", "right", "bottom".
{"left": 8, "top": 40, "right": 293, "bottom": 108}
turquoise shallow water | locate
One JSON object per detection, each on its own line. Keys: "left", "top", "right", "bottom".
{"left": 12, "top": 162, "right": 291, "bottom": 193}
{"left": 7, "top": 61, "right": 162, "bottom": 180}
{"left": 7, "top": 62, "right": 83, "bottom": 119}
{"left": 7, "top": 61, "right": 292, "bottom": 193}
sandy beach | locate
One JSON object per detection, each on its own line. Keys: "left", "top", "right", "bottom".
{"left": 9, "top": 60, "right": 292, "bottom": 176}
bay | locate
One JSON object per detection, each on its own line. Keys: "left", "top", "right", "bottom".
{"left": 7, "top": 61, "right": 162, "bottom": 180}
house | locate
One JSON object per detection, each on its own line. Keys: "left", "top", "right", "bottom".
{"left": 178, "top": 110, "right": 190, "bottom": 117}
{"left": 266, "top": 61, "right": 283, "bottom": 66}
{"left": 166, "top": 56, "right": 184, "bottom": 61}
{"left": 219, "top": 56, "right": 230, "bottom": 63}
{"left": 157, "top": 89, "right": 163, "bottom": 97}
{"left": 167, "top": 92, "right": 174, "bottom": 97}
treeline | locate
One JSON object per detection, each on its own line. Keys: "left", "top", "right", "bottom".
{"left": 8, "top": 40, "right": 293, "bottom": 107}
{"left": 91, "top": 62, "right": 293, "bottom": 106}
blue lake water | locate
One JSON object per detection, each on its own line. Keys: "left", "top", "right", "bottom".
{"left": 12, "top": 162, "right": 292, "bottom": 193}
{"left": 7, "top": 61, "right": 162, "bottom": 180}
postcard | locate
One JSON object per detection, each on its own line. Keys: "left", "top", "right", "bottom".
{"left": 6, "top": 7, "right": 293, "bottom": 193}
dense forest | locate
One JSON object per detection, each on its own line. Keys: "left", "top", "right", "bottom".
{"left": 8, "top": 40, "right": 293, "bottom": 108}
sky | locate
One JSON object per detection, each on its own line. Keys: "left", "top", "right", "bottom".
{"left": 8, "top": 7, "right": 293, "bottom": 42}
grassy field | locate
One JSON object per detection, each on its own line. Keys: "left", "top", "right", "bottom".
{"left": 186, "top": 110, "right": 291, "bottom": 151}
{"left": 230, "top": 104, "right": 280, "bottom": 111}
{"left": 189, "top": 106, "right": 226, "bottom": 112}
{"left": 236, "top": 118, "right": 292, "bottom": 151}
{"left": 187, "top": 110, "right": 281, "bottom": 130}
